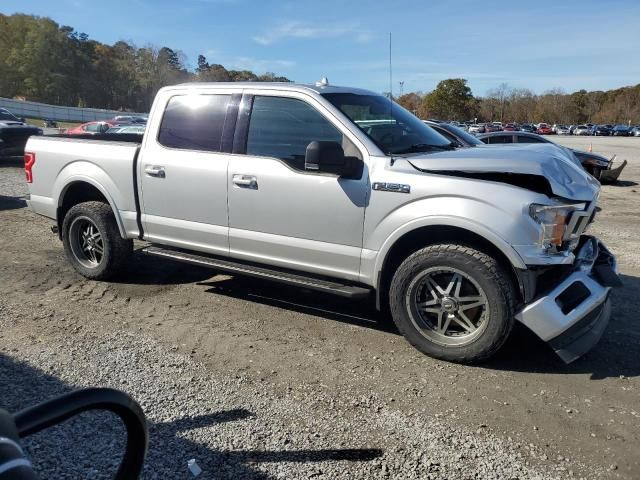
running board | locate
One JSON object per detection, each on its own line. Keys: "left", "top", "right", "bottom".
{"left": 142, "top": 246, "right": 372, "bottom": 299}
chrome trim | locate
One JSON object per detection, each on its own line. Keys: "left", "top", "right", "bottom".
{"left": 563, "top": 201, "right": 596, "bottom": 242}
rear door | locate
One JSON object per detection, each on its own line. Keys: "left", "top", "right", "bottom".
{"left": 138, "top": 89, "right": 240, "bottom": 256}
{"left": 226, "top": 92, "right": 369, "bottom": 281}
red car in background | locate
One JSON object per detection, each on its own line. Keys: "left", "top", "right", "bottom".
{"left": 536, "top": 123, "right": 552, "bottom": 135}
{"left": 65, "top": 121, "right": 114, "bottom": 135}
{"left": 503, "top": 123, "right": 517, "bottom": 131}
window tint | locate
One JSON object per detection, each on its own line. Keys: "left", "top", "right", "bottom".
{"left": 246, "top": 96, "right": 344, "bottom": 170}
{"left": 517, "top": 135, "right": 544, "bottom": 144}
{"left": 488, "top": 135, "right": 513, "bottom": 144}
{"left": 158, "top": 94, "right": 231, "bottom": 152}
{"left": 85, "top": 123, "right": 102, "bottom": 133}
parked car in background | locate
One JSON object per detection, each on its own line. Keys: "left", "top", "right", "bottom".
{"left": 106, "top": 125, "right": 146, "bottom": 134}
{"left": 556, "top": 125, "right": 570, "bottom": 135}
{"left": 0, "top": 107, "right": 43, "bottom": 158}
{"left": 630, "top": 126, "right": 640, "bottom": 137}
{"left": 484, "top": 123, "right": 502, "bottom": 133}
{"left": 593, "top": 125, "right": 611, "bottom": 136}
{"left": 423, "top": 120, "right": 484, "bottom": 147}
{"left": 519, "top": 124, "right": 535, "bottom": 133}
{"left": 65, "top": 121, "right": 114, "bottom": 135}
{"left": 503, "top": 123, "right": 517, "bottom": 131}
{"left": 536, "top": 123, "right": 552, "bottom": 135}
{"left": 611, "top": 125, "right": 630, "bottom": 136}
{"left": 477, "top": 131, "right": 625, "bottom": 182}
{"left": 110, "top": 115, "right": 148, "bottom": 124}
{"left": 573, "top": 125, "right": 591, "bottom": 136}
{"left": 468, "top": 123, "right": 486, "bottom": 134}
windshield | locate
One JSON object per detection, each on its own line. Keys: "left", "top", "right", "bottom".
{"left": 322, "top": 92, "right": 452, "bottom": 155}
{"left": 0, "top": 110, "right": 21, "bottom": 122}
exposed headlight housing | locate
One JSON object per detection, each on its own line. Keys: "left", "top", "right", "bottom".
{"left": 529, "top": 202, "right": 586, "bottom": 252}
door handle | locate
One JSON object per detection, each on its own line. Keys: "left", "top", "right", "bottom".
{"left": 232, "top": 174, "right": 258, "bottom": 189}
{"left": 144, "top": 165, "right": 166, "bottom": 178}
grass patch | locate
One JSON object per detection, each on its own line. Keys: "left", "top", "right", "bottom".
{"left": 24, "top": 117, "right": 80, "bottom": 129}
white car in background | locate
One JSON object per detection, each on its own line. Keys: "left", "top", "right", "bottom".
{"left": 573, "top": 125, "right": 591, "bottom": 136}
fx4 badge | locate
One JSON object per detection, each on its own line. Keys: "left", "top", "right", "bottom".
{"left": 372, "top": 182, "right": 411, "bottom": 194}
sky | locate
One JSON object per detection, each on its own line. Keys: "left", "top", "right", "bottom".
{"left": 5, "top": 0, "right": 640, "bottom": 96}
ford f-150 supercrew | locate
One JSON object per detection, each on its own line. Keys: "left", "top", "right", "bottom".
{"left": 24, "top": 81, "right": 621, "bottom": 364}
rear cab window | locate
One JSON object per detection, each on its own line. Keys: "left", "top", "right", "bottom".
{"left": 158, "top": 94, "right": 231, "bottom": 152}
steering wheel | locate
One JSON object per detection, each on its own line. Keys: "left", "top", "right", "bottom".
{"left": 0, "top": 388, "right": 148, "bottom": 480}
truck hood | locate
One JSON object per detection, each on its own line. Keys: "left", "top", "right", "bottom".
{"left": 405, "top": 143, "right": 599, "bottom": 201}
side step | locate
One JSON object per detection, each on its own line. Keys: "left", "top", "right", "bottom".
{"left": 142, "top": 246, "right": 372, "bottom": 299}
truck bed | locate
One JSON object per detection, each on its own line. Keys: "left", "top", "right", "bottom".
{"left": 25, "top": 135, "right": 142, "bottom": 228}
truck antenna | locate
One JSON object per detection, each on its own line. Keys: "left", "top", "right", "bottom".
{"left": 388, "top": 32, "right": 395, "bottom": 163}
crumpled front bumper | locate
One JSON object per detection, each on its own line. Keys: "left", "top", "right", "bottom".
{"left": 515, "top": 237, "right": 620, "bottom": 363}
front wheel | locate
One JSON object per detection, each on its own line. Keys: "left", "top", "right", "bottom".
{"left": 389, "top": 244, "right": 516, "bottom": 363}
{"left": 62, "top": 201, "right": 132, "bottom": 280}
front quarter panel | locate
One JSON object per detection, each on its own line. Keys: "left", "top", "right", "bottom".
{"left": 362, "top": 157, "right": 552, "bottom": 284}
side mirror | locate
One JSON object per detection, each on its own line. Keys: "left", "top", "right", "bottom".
{"left": 19, "top": 118, "right": 26, "bottom": 123}
{"left": 305, "top": 141, "right": 349, "bottom": 176}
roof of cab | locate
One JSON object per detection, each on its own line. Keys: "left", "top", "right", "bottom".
{"left": 168, "top": 82, "right": 377, "bottom": 96}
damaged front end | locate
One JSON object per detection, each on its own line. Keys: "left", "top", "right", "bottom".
{"left": 406, "top": 143, "right": 600, "bottom": 201}
{"left": 515, "top": 237, "right": 621, "bottom": 363}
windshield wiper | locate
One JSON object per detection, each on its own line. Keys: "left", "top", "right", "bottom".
{"left": 391, "top": 143, "right": 456, "bottom": 155}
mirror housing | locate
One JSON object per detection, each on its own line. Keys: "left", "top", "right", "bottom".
{"left": 305, "top": 141, "right": 352, "bottom": 176}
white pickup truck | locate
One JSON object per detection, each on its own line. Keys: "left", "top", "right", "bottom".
{"left": 24, "top": 81, "right": 620, "bottom": 364}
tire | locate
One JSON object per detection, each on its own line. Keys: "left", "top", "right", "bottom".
{"left": 389, "top": 244, "right": 516, "bottom": 363}
{"left": 62, "top": 201, "right": 132, "bottom": 280}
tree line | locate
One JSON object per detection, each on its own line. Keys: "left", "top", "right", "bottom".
{"left": 0, "top": 13, "right": 290, "bottom": 113}
{"left": 397, "top": 79, "right": 640, "bottom": 125}
{"left": 2, "top": 13, "right": 638, "bottom": 123}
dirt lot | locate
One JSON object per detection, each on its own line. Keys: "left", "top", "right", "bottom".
{"left": 1, "top": 136, "right": 639, "bottom": 479}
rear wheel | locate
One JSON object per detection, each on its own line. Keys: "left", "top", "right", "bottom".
{"left": 62, "top": 201, "right": 132, "bottom": 280}
{"left": 389, "top": 244, "right": 516, "bottom": 363}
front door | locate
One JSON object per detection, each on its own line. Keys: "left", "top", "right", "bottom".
{"left": 227, "top": 93, "right": 369, "bottom": 281}
{"left": 139, "top": 92, "right": 236, "bottom": 256}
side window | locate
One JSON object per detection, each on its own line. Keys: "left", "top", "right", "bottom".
{"left": 246, "top": 96, "right": 344, "bottom": 170}
{"left": 489, "top": 135, "right": 513, "bottom": 144}
{"left": 158, "top": 94, "right": 231, "bottom": 152}
{"left": 85, "top": 123, "right": 99, "bottom": 132}
{"left": 518, "top": 135, "right": 544, "bottom": 144}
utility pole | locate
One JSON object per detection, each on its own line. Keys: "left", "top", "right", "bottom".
{"left": 399, "top": 81, "right": 404, "bottom": 97}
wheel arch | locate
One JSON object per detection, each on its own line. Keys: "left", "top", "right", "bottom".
{"left": 374, "top": 223, "right": 526, "bottom": 311}
{"left": 56, "top": 179, "right": 125, "bottom": 239}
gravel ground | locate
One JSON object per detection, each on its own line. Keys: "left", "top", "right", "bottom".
{"left": 1, "top": 137, "right": 639, "bottom": 479}
{"left": 0, "top": 314, "right": 562, "bottom": 480}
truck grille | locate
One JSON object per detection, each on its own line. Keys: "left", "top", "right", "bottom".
{"left": 563, "top": 203, "right": 596, "bottom": 242}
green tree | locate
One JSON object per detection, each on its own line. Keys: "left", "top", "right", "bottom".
{"left": 423, "top": 79, "right": 475, "bottom": 121}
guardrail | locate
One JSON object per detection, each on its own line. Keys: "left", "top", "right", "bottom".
{"left": 0, "top": 97, "right": 147, "bottom": 122}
